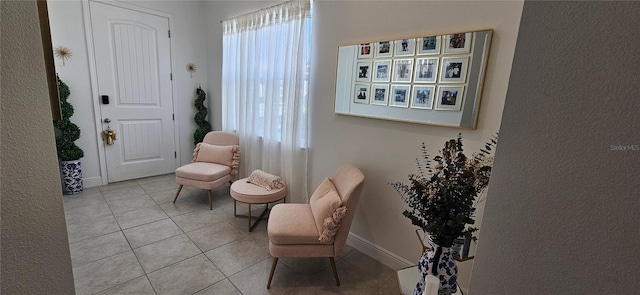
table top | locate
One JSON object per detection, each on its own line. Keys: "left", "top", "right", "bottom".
{"left": 230, "top": 178, "right": 287, "bottom": 203}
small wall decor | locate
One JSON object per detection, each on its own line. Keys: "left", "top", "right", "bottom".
{"left": 334, "top": 29, "right": 493, "bottom": 129}
{"left": 417, "top": 36, "right": 441, "bottom": 55}
{"left": 357, "top": 43, "right": 373, "bottom": 59}
{"left": 411, "top": 85, "right": 435, "bottom": 109}
{"left": 54, "top": 46, "right": 72, "bottom": 66}
{"left": 390, "top": 85, "right": 410, "bottom": 108}
{"left": 439, "top": 57, "right": 469, "bottom": 83}
{"left": 391, "top": 59, "right": 414, "bottom": 83}
{"left": 436, "top": 86, "right": 465, "bottom": 111}
{"left": 371, "top": 84, "right": 389, "bottom": 106}
{"left": 375, "top": 41, "right": 393, "bottom": 58}
{"left": 186, "top": 62, "right": 197, "bottom": 78}
{"left": 395, "top": 39, "right": 416, "bottom": 57}
{"left": 444, "top": 33, "right": 472, "bottom": 54}
{"left": 355, "top": 61, "right": 372, "bottom": 82}
{"left": 354, "top": 84, "right": 370, "bottom": 104}
{"left": 373, "top": 60, "right": 391, "bottom": 82}
{"left": 414, "top": 58, "right": 439, "bottom": 83}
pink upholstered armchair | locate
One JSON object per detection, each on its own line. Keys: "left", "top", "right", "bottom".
{"left": 173, "top": 131, "right": 240, "bottom": 210}
{"left": 266, "top": 165, "right": 365, "bottom": 288}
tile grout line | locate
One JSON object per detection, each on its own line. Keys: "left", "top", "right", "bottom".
{"left": 125, "top": 218, "right": 183, "bottom": 250}
{"left": 91, "top": 275, "right": 153, "bottom": 295}
{"left": 69, "top": 191, "right": 126, "bottom": 271}
{"left": 184, "top": 215, "right": 239, "bottom": 280}
{"left": 189, "top": 254, "right": 227, "bottom": 295}
{"left": 67, "top": 216, "right": 121, "bottom": 245}
{"left": 66, "top": 173, "right": 401, "bottom": 294}
{"left": 186, "top": 215, "right": 265, "bottom": 294}
{"left": 116, "top": 209, "right": 160, "bottom": 295}
{"left": 72, "top": 183, "right": 153, "bottom": 294}
{"left": 130, "top": 201, "right": 202, "bottom": 277}
{"left": 114, "top": 207, "right": 170, "bottom": 231}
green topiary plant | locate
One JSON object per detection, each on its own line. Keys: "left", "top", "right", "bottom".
{"left": 193, "top": 86, "right": 212, "bottom": 145}
{"left": 53, "top": 78, "right": 84, "bottom": 161}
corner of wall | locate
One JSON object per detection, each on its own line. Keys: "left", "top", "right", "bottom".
{"left": 347, "top": 232, "right": 414, "bottom": 270}
{"left": 1, "top": 1, "right": 75, "bottom": 293}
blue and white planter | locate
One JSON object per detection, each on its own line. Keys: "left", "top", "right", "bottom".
{"left": 414, "top": 243, "right": 458, "bottom": 295}
{"left": 60, "top": 160, "right": 83, "bottom": 194}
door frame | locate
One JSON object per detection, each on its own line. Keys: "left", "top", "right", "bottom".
{"left": 82, "top": 0, "right": 180, "bottom": 185}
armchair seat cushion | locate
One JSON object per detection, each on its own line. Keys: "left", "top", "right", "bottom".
{"left": 268, "top": 204, "right": 324, "bottom": 245}
{"left": 175, "top": 162, "right": 231, "bottom": 182}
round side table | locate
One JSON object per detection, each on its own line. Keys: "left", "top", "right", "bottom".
{"left": 230, "top": 178, "right": 287, "bottom": 232}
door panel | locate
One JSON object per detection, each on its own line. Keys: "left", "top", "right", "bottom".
{"left": 112, "top": 22, "right": 160, "bottom": 106}
{"left": 119, "top": 120, "right": 162, "bottom": 162}
{"left": 90, "top": 1, "right": 176, "bottom": 182}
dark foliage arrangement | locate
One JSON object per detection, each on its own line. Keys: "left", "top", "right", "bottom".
{"left": 193, "top": 86, "right": 212, "bottom": 145}
{"left": 391, "top": 133, "right": 497, "bottom": 248}
{"left": 53, "top": 78, "right": 84, "bottom": 161}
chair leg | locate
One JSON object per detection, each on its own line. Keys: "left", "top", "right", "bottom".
{"left": 267, "top": 257, "right": 278, "bottom": 289}
{"left": 173, "top": 185, "right": 183, "bottom": 203}
{"left": 208, "top": 190, "right": 212, "bottom": 210}
{"left": 329, "top": 257, "right": 340, "bottom": 286}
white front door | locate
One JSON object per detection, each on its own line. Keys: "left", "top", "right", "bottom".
{"left": 90, "top": 1, "right": 177, "bottom": 182}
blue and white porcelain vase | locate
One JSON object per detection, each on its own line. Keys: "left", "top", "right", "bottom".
{"left": 60, "top": 160, "right": 83, "bottom": 194}
{"left": 414, "top": 243, "right": 458, "bottom": 295}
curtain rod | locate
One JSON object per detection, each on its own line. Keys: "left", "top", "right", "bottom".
{"left": 219, "top": 1, "right": 286, "bottom": 24}
{"left": 219, "top": 0, "right": 305, "bottom": 23}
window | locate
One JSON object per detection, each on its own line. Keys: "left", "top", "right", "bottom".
{"left": 221, "top": 0, "right": 312, "bottom": 201}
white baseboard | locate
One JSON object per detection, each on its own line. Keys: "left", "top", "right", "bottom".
{"left": 347, "top": 232, "right": 473, "bottom": 294}
{"left": 346, "top": 232, "right": 414, "bottom": 270}
{"left": 83, "top": 176, "right": 103, "bottom": 188}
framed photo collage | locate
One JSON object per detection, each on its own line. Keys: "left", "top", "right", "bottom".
{"left": 352, "top": 33, "right": 472, "bottom": 111}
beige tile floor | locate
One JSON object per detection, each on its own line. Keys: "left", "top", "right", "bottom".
{"left": 64, "top": 174, "right": 400, "bottom": 295}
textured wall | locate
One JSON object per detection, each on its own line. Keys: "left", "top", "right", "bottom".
{"left": 0, "top": 1, "right": 75, "bottom": 294}
{"left": 470, "top": 1, "right": 640, "bottom": 293}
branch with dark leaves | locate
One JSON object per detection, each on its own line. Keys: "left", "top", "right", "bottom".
{"left": 389, "top": 133, "right": 498, "bottom": 247}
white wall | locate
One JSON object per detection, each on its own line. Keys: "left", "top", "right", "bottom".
{"left": 48, "top": 0, "right": 209, "bottom": 186}
{"left": 471, "top": 1, "right": 640, "bottom": 293}
{"left": 1, "top": 1, "right": 75, "bottom": 293}
{"left": 309, "top": 0, "right": 524, "bottom": 283}
{"left": 48, "top": 0, "right": 102, "bottom": 186}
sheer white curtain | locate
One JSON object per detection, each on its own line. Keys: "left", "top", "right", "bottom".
{"left": 221, "top": 0, "right": 311, "bottom": 202}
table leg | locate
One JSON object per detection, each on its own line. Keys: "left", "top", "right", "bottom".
{"left": 234, "top": 200, "right": 237, "bottom": 217}
{"left": 248, "top": 203, "right": 252, "bottom": 232}
{"left": 232, "top": 199, "right": 284, "bottom": 232}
